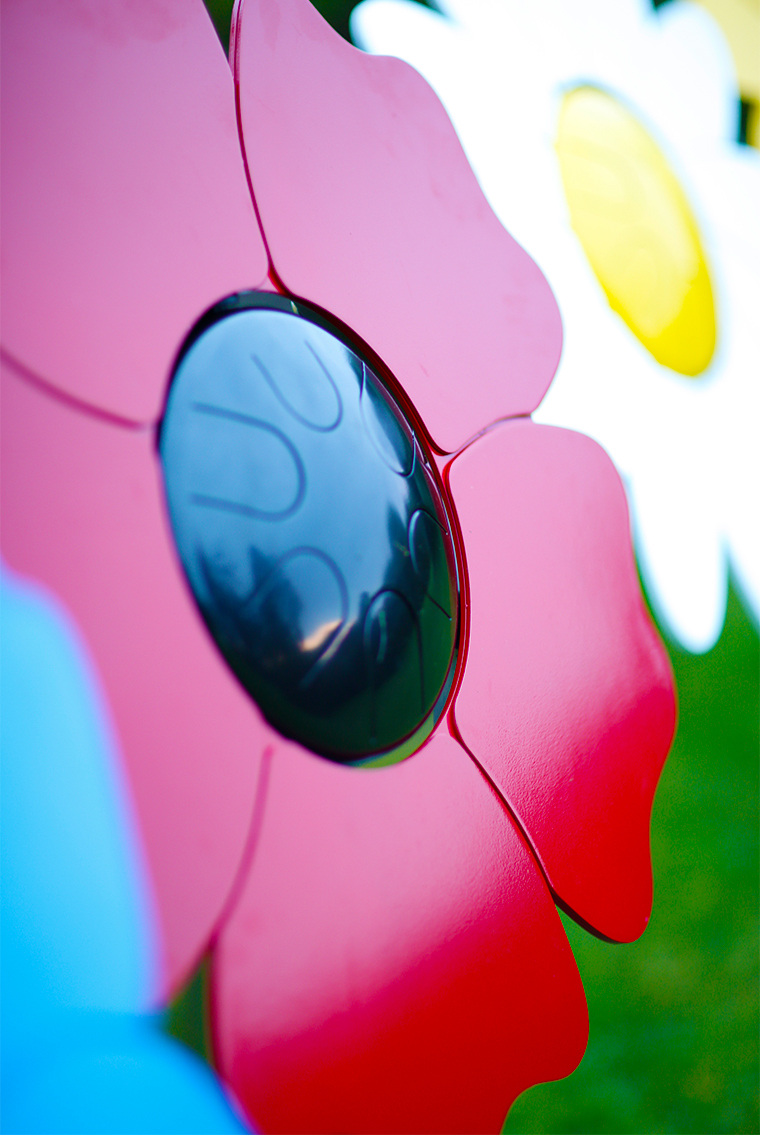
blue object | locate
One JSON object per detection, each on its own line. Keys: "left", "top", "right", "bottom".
{"left": 160, "top": 292, "right": 459, "bottom": 762}
{"left": 0, "top": 564, "right": 246, "bottom": 1133}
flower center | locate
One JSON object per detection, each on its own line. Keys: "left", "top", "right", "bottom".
{"left": 159, "top": 293, "right": 460, "bottom": 765}
{"left": 556, "top": 85, "right": 716, "bottom": 377}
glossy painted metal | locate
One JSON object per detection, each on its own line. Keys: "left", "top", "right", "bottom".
{"left": 232, "top": 0, "right": 563, "bottom": 454}
{"left": 0, "top": 0, "right": 267, "bottom": 424}
{"left": 0, "top": 361, "right": 271, "bottom": 994}
{"left": 212, "top": 731, "right": 588, "bottom": 1134}
{"left": 160, "top": 296, "right": 458, "bottom": 761}
{"left": 0, "top": 0, "right": 677, "bottom": 1130}
{"left": 448, "top": 420, "right": 677, "bottom": 943}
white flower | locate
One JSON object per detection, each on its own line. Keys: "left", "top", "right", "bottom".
{"left": 353, "top": 0, "right": 759, "bottom": 652}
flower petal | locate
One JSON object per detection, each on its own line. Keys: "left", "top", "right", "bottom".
{"left": 0, "top": 362, "right": 275, "bottom": 994}
{"left": 449, "top": 419, "right": 676, "bottom": 943}
{"left": 212, "top": 730, "right": 588, "bottom": 1133}
{"left": 233, "top": 0, "right": 561, "bottom": 454}
{"left": 630, "top": 456, "right": 727, "bottom": 653}
{"left": 0, "top": 0, "right": 267, "bottom": 424}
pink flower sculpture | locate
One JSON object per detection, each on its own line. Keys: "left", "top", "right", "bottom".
{"left": 0, "top": 0, "right": 675, "bottom": 1131}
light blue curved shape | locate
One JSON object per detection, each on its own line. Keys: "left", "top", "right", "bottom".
{"left": 0, "top": 564, "right": 154, "bottom": 1026}
{"left": 2, "top": 1013, "right": 245, "bottom": 1134}
{"left": 0, "top": 564, "right": 246, "bottom": 1133}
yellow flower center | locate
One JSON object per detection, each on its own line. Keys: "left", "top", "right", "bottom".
{"left": 555, "top": 85, "right": 716, "bottom": 376}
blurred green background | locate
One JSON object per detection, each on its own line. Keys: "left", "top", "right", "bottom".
{"left": 504, "top": 579, "right": 759, "bottom": 1134}
{"left": 188, "top": 1, "right": 760, "bottom": 1131}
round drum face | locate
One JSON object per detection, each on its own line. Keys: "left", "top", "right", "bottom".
{"left": 160, "top": 295, "right": 459, "bottom": 763}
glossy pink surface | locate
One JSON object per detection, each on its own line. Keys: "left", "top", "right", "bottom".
{"left": 0, "top": 0, "right": 678, "bottom": 1128}
{"left": 233, "top": 0, "right": 562, "bottom": 454}
{"left": 212, "top": 731, "right": 588, "bottom": 1133}
{"left": 0, "top": 0, "right": 268, "bottom": 425}
{"left": 449, "top": 420, "right": 676, "bottom": 943}
{"left": 1, "top": 361, "right": 271, "bottom": 994}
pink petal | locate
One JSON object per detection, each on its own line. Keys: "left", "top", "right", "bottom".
{"left": 1, "top": 361, "right": 276, "bottom": 995}
{"left": 233, "top": 0, "right": 561, "bottom": 455}
{"left": 212, "top": 730, "right": 588, "bottom": 1133}
{"left": 449, "top": 420, "right": 676, "bottom": 944}
{"left": 0, "top": 0, "right": 268, "bottom": 424}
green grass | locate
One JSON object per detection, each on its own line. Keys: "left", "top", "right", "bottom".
{"left": 504, "top": 580, "right": 759, "bottom": 1134}
{"left": 167, "top": 956, "right": 213, "bottom": 1065}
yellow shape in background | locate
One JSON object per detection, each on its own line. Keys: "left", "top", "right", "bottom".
{"left": 556, "top": 86, "right": 716, "bottom": 376}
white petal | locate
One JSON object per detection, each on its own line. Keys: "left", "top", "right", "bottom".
{"left": 354, "top": 0, "right": 759, "bottom": 651}
{"left": 629, "top": 437, "right": 727, "bottom": 653}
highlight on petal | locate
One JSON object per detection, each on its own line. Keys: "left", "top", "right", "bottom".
{"left": 449, "top": 419, "right": 676, "bottom": 944}
{"left": 212, "top": 732, "right": 588, "bottom": 1133}
{"left": 233, "top": 0, "right": 562, "bottom": 454}
{"left": 556, "top": 86, "right": 716, "bottom": 376}
{"left": 0, "top": 362, "right": 274, "bottom": 994}
{"left": 0, "top": 0, "right": 268, "bottom": 424}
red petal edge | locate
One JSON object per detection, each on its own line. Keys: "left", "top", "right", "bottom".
{"left": 212, "top": 730, "right": 588, "bottom": 1133}
{"left": 449, "top": 419, "right": 676, "bottom": 944}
